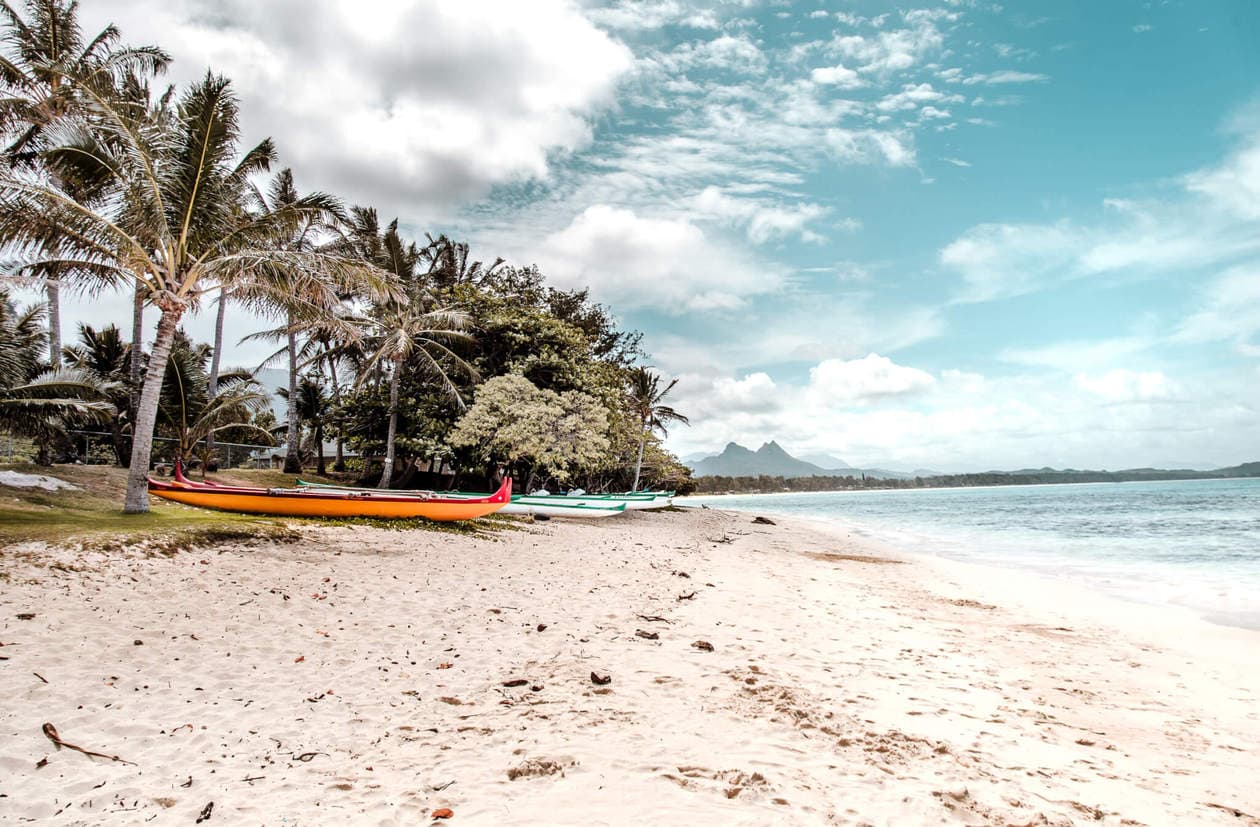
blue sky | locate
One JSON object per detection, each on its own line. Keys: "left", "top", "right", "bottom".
{"left": 60, "top": 0, "right": 1260, "bottom": 470}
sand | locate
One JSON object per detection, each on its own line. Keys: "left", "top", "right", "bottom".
{"left": 1, "top": 507, "right": 1257, "bottom": 825}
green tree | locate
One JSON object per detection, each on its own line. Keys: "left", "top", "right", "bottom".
{"left": 156, "top": 332, "right": 271, "bottom": 473}
{"left": 449, "top": 374, "right": 609, "bottom": 488}
{"left": 0, "top": 72, "right": 391, "bottom": 512}
{"left": 338, "top": 217, "right": 475, "bottom": 488}
{"left": 627, "top": 367, "right": 689, "bottom": 491}
{"left": 278, "top": 375, "right": 329, "bottom": 475}
{"left": 61, "top": 322, "right": 132, "bottom": 464}
{"left": 0, "top": 290, "right": 115, "bottom": 463}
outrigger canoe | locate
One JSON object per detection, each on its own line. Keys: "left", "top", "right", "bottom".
{"left": 293, "top": 479, "right": 628, "bottom": 519}
{"left": 148, "top": 475, "right": 511, "bottom": 521}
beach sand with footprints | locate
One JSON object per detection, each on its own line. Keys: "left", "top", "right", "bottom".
{"left": 2, "top": 507, "right": 1258, "bottom": 825}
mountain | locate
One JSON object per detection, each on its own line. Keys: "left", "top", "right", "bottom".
{"left": 688, "top": 441, "right": 925, "bottom": 479}
{"left": 690, "top": 441, "right": 833, "bottom": 478}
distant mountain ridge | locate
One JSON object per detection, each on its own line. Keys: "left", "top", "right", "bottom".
{"left": 688, "top": 441, "right": 911, "bottom": 479}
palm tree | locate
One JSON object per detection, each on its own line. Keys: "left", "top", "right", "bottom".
{"left": 353, "top": 222, "right": 476, "bottom": 488}
{"left": 278, "top": 375, "right": 329, "bottom": 475}
{"left": 62, "top": 322, "right": 132, "bottom": 464}
{"left": 627, "top": 367, "right": 688, "bottom": 491}
{"left": 0, "top": 0, "right": 168, "bottom": 363}
{"left": 422, "top": 233, "right": 504, "bottom": 290}
{"left": 156, "top": 332, "right": 271, "bottom": 473}
{"left": 0, "top": 290, "right": 115, "bottom": 463}
{"left": 0, "top": 72, "right": 395, "bottom": 512}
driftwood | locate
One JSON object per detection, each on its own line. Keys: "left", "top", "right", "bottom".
{"left": 42, "top": 723, "right": 135, "bottom": 765}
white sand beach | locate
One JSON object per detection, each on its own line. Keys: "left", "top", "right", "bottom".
{"left": 2, "top": 507, "right": 1258, "bottom": 825}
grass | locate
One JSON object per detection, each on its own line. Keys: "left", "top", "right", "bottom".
{"left": 0, "top": 463, "right": 514, "bottom": 552}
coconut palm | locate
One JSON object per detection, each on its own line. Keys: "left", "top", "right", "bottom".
{"left": 0, "top": 0, "right": 168, "bottom": 363}
{"left": 156, "top": 332, "right": 272, "bottom": 474}
{"left": 350, "top": 222, "right": 476, "bottom": 488}
{"left": 62, "top": 322, "right": 132, "bottom": 464}
{"left": 241, "top": 168, "right": 347, "bottom": 475}
{"left": 627, "top": 367, "right": 688, "bottom": 491}
{"left": 0, "top": 72, "right": 395, "bottom": 512}
{"left": 0, "top": 289, "right": 115, "bottom": 463}
{"left": 278, "top": 375, "right": 329, "bottom": 475}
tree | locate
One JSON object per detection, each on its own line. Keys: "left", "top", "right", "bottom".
{"left": 62, "top": 322, "right": 132, "bottom": 464}
{"left": 0, "top": 0, "right": 168, "bottom": 363}
{"left": 235, "top": 168, "right": 344, "bottom": 475}
{"left": 0, "top": 290, "right": 115, "bottom": 463}
{"left": 342, "top": 218, "right": 475, "bottom": 488}
{"left": 627, "top": 367, "right": 688, "bottom": 491}
{"left": 278, "top": 375, "right": 329, "bottom": 475}
{"left": 0, "top": 72, "right": 393, "bottom": 512}
{"left": 449, "top": 374, "right": 610, "bottom": 488}
{"left": 156, "top": 331, "right": 271, "bottom": 473}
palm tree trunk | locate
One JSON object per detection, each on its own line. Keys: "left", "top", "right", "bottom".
{"left": 315, "top": 422, "right": 326, "bottom": 476}
{"left": 326, "top": 355, "right": 345, "bottom": 472}
{"left": 129, "top": 282, "right": 144, "bottom": 414}
{"left": 124, "top": 304, "right": 183, "bottom": 514}
{"left": 632, "top": 428, "right": 647, "bottom": 492}
{"left": 378, "top": 365, "right": 401, "bottom": 489}
{"left": 117, "top": 283, "right": 146, "bottom": 469}
{"left": 283, "top": 318, "right": 301, "bottom": 474}
{"left": 206, "top": 288, "right": 227, "bottom": 457}
{"left": 46, "top": 277, "right": 61, "bottom": 367}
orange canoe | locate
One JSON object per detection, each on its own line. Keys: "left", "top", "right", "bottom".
{"left": 147, "top": 476, "right": 511, "bottom": 521}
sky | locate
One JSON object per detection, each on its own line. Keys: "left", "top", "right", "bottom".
{"left": 40, "top": 0, "right": 1260, "bottom": 471}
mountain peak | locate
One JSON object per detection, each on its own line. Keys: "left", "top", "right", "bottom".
{"left": 691, "top": 440, "right": 830, "bottom": 478}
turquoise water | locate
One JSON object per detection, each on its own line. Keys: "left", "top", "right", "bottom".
{"left": 684, "top": 478, "right": 1260, "bottom": 630}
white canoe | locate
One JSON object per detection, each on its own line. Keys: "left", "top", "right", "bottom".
{"left": 500, "top": 500, "right": 627, "bottom": 518}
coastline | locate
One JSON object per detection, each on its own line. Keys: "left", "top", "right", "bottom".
{"left": 2, "top": 507, "right": 1257, "bottom": 824}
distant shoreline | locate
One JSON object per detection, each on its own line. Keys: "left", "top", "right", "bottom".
{"left": 688, "top": 463, "right": 1260, "bottom": 495}
{"left": 684, "top": 473, "right": 1254, "bottom": 497}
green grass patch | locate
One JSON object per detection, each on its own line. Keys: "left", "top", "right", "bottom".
{"left": 0, "top": 463, "right": 521, "bottom": 551}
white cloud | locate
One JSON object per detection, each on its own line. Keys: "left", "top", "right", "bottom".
{"left": 1173, "top": 266, "right": 1260, "bottom": 355}
{"left": 660, "top": 34, "right": 768, "bottom": 75}
{"left": 587, "top": 0, "right": 719, "bottom": 30}
{"left": 83, "top": 0, "right": 632, "bottom": 221}
{"left": 941, "top": 128, "right": 1260, "bottom": 303}
{"left": 533, "top": 205, "right": 781, "bottom": 312}
{"left": 824, "top": 11, "right": 951, "bottom": 75}
{"left": 1073, "top": 370, "right": 1180, "bottom": 403}
{"left": 962, "top": 70, "right": 1049, "bottom": 85}
{"left": 672, "top": 361, "right": 1259, "bottom": 473}
{"left": 1184, "top": 135, "right": 1260, "bottom": 220}
{"left": 875, "top": 82, "right": 963, "bottom": 112}
{"left": 826, "top": 128, "right": 917, "bottom": 166}
{"left": 808, "top": 353, "right": 936, "bottom": 402}
{"left": 940, "top": 221, "right": 1078, "bottom": 301}
{"left": 809, "top": 63, "right": 865, "bottom": 88}
{"left": 999, "top": 337, "right": 1155, "bottom": 370}
{"left": 692, "top": 186, "right": 829, "bottom": 244}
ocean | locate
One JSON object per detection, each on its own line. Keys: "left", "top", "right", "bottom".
{"left": 683, "top": 477, "right": 1260, "bottom": 630}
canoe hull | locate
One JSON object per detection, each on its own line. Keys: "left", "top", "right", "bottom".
{"left": 499, "top": 501, "right": 625, "bottom": 518}
{"left": 149, "top": 478, "right": 510, "bottom": 521}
